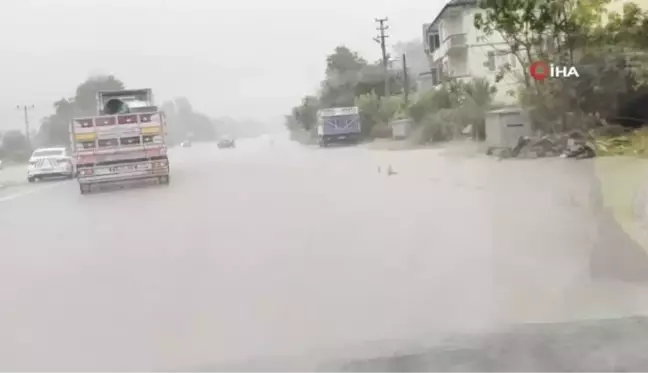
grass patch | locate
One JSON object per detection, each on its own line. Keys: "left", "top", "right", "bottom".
{"left": 593, "top": 128, "right": 648, "bottom": 157}
{"left": 595, "top": 155, "right": 648, "bottom": 252}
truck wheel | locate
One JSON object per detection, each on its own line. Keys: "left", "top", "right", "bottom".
{"left": 159, "top": 175, "right": 169, "bottom": 185}
{"left": 27, "top": 177, "right": 34, "bottom": 183}
{"left": 80, "top": 184, "right": 91, "bottom": 195}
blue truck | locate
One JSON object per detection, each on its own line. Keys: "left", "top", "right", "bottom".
{"left": 316, "top": 107, "right": 362, "bottom": 147}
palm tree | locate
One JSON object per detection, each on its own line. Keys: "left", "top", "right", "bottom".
{"left": 461, "top": 78, "right": 497, "bottom": 140}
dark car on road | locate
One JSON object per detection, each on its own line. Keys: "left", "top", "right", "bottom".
{"left": 217, "top": 137, "right": 235, "bottom": 149}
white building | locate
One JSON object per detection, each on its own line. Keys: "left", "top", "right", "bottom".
{"left": 420, "top": 0, "right": 521, "bottom": 104}
{"left": 608, "top": 0, "right": 648, "bottom": 12}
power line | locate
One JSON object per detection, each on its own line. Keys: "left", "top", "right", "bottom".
{"left": 374, "top": 17, "right": 390, "bottom": 97}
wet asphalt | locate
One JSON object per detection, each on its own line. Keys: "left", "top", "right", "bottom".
{"left": 1, "top": 135, "right": 648, "bottom": 371}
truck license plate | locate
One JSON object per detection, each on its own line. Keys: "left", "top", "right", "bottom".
{"left": 109, "top": 165, "right": 135, "bottom": 172}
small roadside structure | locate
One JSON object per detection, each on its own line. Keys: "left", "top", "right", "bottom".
{"left": 484, "top": 107, "right": 532, "bottom": 155}
{"left": 390, "top": 118, "right": 413, "bottom": 140}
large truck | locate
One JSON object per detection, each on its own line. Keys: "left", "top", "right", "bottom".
{"left": 70, "top": 88, "right": 170, "bottom": 194}
{"left": 316, "top": 106, "right": 362, "bottom": 147}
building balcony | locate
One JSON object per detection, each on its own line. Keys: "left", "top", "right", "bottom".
{"left": 445, "top": 68, "right": 470, "bottom": 79}
{"left": 432, "top": 32, "right": 468, "bottom": 61}
{"left": 446, "top": 33, "right": 467, "bottom": 50}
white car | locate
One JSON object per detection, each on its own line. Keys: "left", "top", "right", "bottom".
{"left": 27, "top": 147, "right": 74, "bottom": 182}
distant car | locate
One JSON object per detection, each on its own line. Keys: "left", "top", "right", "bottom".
{"left": 217, "top": 138, "right": 236, "bottom": 149}
{"left": 27, "top": 147, "right": 74, "bottom": 182}
{"left": 180, "top": 140, "right": 192, "bottom": 148}
{"left": 0, "top": 159, "right": 3, "bottom": 170}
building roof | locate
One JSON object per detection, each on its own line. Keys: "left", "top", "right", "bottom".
{"left": 426, "top": 0, "right": 478, "bottom": 35}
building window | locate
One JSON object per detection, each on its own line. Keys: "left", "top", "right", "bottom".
{"left": 486, "top": 51, "right": 512, "bottom": 71}
{"left": 496, "top": 52, "right": 509, "bottom": 68}
{"left": 427, "top": 33, "right": 440, "bottom": 52}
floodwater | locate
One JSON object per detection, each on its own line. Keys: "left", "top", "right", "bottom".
{"left": 1, "top": 135, "right": 648, "bottom": 370}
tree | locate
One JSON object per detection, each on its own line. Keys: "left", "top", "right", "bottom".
{"left": 460, "top": 78, "right": 498, "bottom": 139}
{"left": 74, "top": 75, "right": 125, "bottom": 116}
{"left": 320, "top": 46, "right": 367, "bottom": 108}
{"left": 355, "top": 63, "right": 403, "bottom": 98}
{"left": 407, "top": 78, "right": 497, "bottom": 143}
{"left": 597, "top": 3, "right": 648, "bottom": 127}
{"left": 286, "top": 44, "right": 416, "bottom": 142}
{"left": 356, "top": 92, "right": 403, "bottom": 137}
{"left": 474, "top": 0, "right": 648, "bottom": 132}
{"left": 38, "top": 75, "right": 126, "bottom": 147}
{"left": 0, "top": 130, "right": 31, "bottom": 161}
{"left": 326, "top": 45, "right": 366, "bottom": 74}
{"left": 161, "top": 100, "right": 182, "bottom": 145}
{"left": 474, "top": 0, "right": 558, "bottom": 89}
{"left": 162, "top": 97, "right": 218, "bottom": 144}
{"left": 292, "top": 96, "right": 320, "bottom": 131}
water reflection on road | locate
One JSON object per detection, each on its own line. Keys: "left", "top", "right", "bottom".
{"left": 0, "top": 135, "right": 647, "bottom": 371}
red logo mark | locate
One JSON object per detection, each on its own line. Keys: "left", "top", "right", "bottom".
{"left": 529, "top": 61, "right": 549, "bottom": 81}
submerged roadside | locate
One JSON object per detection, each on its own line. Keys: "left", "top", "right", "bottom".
{"left": 0, "top": 164, "right": 27, "bottom": 190}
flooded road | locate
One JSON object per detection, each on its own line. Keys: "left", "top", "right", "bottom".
{"left": 1, "top": 135, "right": 648, "bottom": 370}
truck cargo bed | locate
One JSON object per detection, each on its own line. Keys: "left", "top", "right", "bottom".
{"left": 70, "top": 110, "right": 170, "bottom": 190}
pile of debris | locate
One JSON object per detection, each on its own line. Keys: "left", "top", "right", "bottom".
{"left": 489, "top": 125, "right": 648, "bottom": 160}
{"left": 494, "top": 131, "right": 596, "bottom": 159}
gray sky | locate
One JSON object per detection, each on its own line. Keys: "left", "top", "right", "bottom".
{"left": 0, "top": 0, "right": 444, "bottom": 130}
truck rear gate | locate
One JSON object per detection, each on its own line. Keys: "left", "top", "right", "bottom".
{"left": 317, "top": 107, "right": 362, "bottom": 147}
{"left": 71, "top": 110, "right": 169, "bottom": 193}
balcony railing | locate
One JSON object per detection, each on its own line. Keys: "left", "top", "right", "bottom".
{"left": 445, "top": 33, "right": 467, "bottom": 49}
{"left": 431, "top": 33, "right": 467, "bottom": 60}
{"left": 446, "top": 68, "right": 470, "bottom": 78}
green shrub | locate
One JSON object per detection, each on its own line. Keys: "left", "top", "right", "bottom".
{"left": 410, "top": 110, "right": 458, "bottom": 144}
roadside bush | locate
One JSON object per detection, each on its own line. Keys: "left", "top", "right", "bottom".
{"left": 408, "top": 78, "right": 496, "bottom": 143}
{"left": 356, "top": 92, "right": 402, "bottom": 138}
{"left": 407, "top": 88, "right": 454, "bottom": 123}
{"left": 593, "top": 126, "right": 648, "bottom": 156}
{"left": 410, "top": 109, "right": 458, "bottom": 144}
{"left": 289, "top": 129, "right": 317, "bottom": 145}
{"left": 0, "top": 149, "right": 31, "bottom": 163}
{"left": 0, "top": 130, "right": 31, "bottom": 163}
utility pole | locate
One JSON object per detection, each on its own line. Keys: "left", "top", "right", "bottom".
{"left": 374, "top": 17, "right": 390, "bottom": 97}
{"left": 402, "top": 53, "right": 410, "bottom": 105}
{"left": 16, "top": 104, "right": 35, "bottom": 145}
